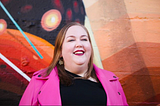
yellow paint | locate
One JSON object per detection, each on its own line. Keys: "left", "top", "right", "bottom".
{"left": 84, "top": 16, "right": 103, "bottom": 69}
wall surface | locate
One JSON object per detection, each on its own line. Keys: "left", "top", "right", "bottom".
{"left": 0, "top": 0, "right": 160, "bottom": 105}
{"left": 84, "top": 0, "right": 160, "bottom": 105}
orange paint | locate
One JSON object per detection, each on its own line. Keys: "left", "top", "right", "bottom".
{"left": 0, "top": 29, "right": 54, "bottom": 76}
{"left": 41, "top": 9, "right": 62, "bottom": 31}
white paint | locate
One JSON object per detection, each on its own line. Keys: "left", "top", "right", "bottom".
{"left": 51, "top": 17, "right": 56, "bottom": 23}
{"left": 83, "top": 0, "right": 98, "bottom": 8}
{"left": 0, "top": 23, "right": 3, "bottom": 29}
{"left": 0, "top": 53, "right": 31, "bottom": 82}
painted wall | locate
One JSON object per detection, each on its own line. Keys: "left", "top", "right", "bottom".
{"left": 84, "top": 0, "right": 160, "bottom": 105}
{"left": 0, "top": 0, "right": 160, "bottom": 105}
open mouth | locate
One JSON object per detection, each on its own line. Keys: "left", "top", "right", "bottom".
{"left": 73, "top": 50, "right": 85, "bottom": 55}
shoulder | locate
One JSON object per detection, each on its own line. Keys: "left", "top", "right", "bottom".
{"left": 32, "top": 66, "right": 58, "bottom": 80}
{"left": 33, "top": 68, "right": 47, "bottom": 76}
{"left": 93, "top": 64, "right": 115, "bottom": 75}
{"left": 32, "top": 68, "right": 48, "bottom": 79}
{"left": 93, "top": 64, "right": 118, "bottom": 80}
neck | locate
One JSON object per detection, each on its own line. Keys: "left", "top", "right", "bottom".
{"left": 64, "top": 64, "right": 88, "bottom": 77}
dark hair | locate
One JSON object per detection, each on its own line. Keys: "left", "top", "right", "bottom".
{"left": 46, "top": 22, "right": 98, "bottom": 86}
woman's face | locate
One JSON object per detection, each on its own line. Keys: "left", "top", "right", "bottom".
{"left": 61, "top": 25, "right": 92, "bottom": 70}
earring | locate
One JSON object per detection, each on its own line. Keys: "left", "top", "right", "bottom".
{"left": 59, "top": 59, "right": 63, "bottom": 65}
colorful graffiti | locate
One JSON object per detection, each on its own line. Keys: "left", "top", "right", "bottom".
{"left": 0, "top": 0, "right": 100, "bottom": 105}
{"left": 0, "top": 0, "right": 160, "bottom": 105}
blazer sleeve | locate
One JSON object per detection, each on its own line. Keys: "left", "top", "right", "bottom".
{"left": 19, "top": 76, "right": 39, "bottom": 106}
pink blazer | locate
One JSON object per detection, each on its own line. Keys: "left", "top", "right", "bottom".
{"left": 19, "top": 64, "right": 128, "bottom": 106}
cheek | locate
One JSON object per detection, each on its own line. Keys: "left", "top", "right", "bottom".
{"left": 62, "top": 44, "right": 73, "bottom": 56}
{"left": 85, "top": 44, "right": 92, "bottom": 57}
{"left": 86, "top": 43, "right": 92, "bottom": 51}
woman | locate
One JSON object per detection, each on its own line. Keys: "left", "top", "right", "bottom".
{"left": 19, "top": 22, "right": 128, "bottom": 106}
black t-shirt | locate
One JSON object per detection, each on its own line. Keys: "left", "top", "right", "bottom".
{"left": 60, "top": 70, "right": 107, "bottom": 106}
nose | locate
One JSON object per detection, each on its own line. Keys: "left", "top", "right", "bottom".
{"left": 75, "top": 40, "right": 83, "bottom": 48}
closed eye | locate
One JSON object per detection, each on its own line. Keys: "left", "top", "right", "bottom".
{"left": 68, "top": 39, "right": 75, "bottom": 42}
{"left": 81, "top": 38, "right": 88, "bottom": 41}
{"left": 81, "top": 35, "right": 89, "bottom": 41}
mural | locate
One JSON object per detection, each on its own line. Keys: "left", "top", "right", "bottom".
{"left": 0, "top": 0, "right": 102, "bottom": 105}
{"left": 0, "top": 0, "right": 160, "bottom": 105}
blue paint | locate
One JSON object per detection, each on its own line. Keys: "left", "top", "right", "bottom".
{"left": 0, "top": 1, "right": 43, "bottom": 59}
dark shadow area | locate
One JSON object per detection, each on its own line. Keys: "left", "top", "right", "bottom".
{"left": 121, "top": 67, "right": 160, "bottom": 106}
{"left": 0, "top": 89, "right": 22, "bottom": 106}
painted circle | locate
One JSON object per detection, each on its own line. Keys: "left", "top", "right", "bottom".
{"left": 0, "top": 19, "right": 7, "bottom": 35}
{"left": 41, "top": 9, "right": 62, "bottom": 31}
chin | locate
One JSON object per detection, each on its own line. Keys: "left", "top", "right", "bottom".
{"left": 75, "top": 61, "right": 88, "bottom": 66}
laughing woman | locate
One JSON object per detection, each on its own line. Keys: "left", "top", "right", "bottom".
{"left": 19, "top": 22, "right": 128, "bottom": 106}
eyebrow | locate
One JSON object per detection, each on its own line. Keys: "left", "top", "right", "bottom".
{"left": 66, "top": 35, "right": 88, "bottom": 38}
{"left": 66, "top": 35, "right": 75, "bottom": 38}
{"left": 81, "top": 35, "right": 88, "bottom": 37}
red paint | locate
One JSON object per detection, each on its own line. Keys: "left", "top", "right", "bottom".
{"left": 75, "top": 19, "right": 80, "bottom": 23}
{"left": 74, "top": 1, "right": 78, "bottom": 7}
{"left": 0, "top": 60, "right": 29, "bottom": 88}
{"left": 52, "top": 0, "right": 64, "bottom": 14}
{"left": 53, "top": 0, "right": 61, "bottom": 7}
{"left": 73, "top": 1, "right": 79, "bottom": 13}
{"left": 21, "top": 5, "right": 32, "bottom": 13}
{"left": 1, "top": 0, "right": 11, "bottom": 5}
{"left": 81, "top": 7, "right": 84, "bottom": 15}
{"left": 66, "top": 9, "right": 72, "bottom": 21}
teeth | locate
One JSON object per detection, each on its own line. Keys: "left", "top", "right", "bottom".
{"left": 74, "top": 51, "right": 83, "bottom": 54}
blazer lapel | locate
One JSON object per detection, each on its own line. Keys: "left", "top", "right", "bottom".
{"left": 37, "top": 67, "right": 61, "bottom": 105}
{"left": 94, "top": 64, "right": 120, "bottom": 105}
